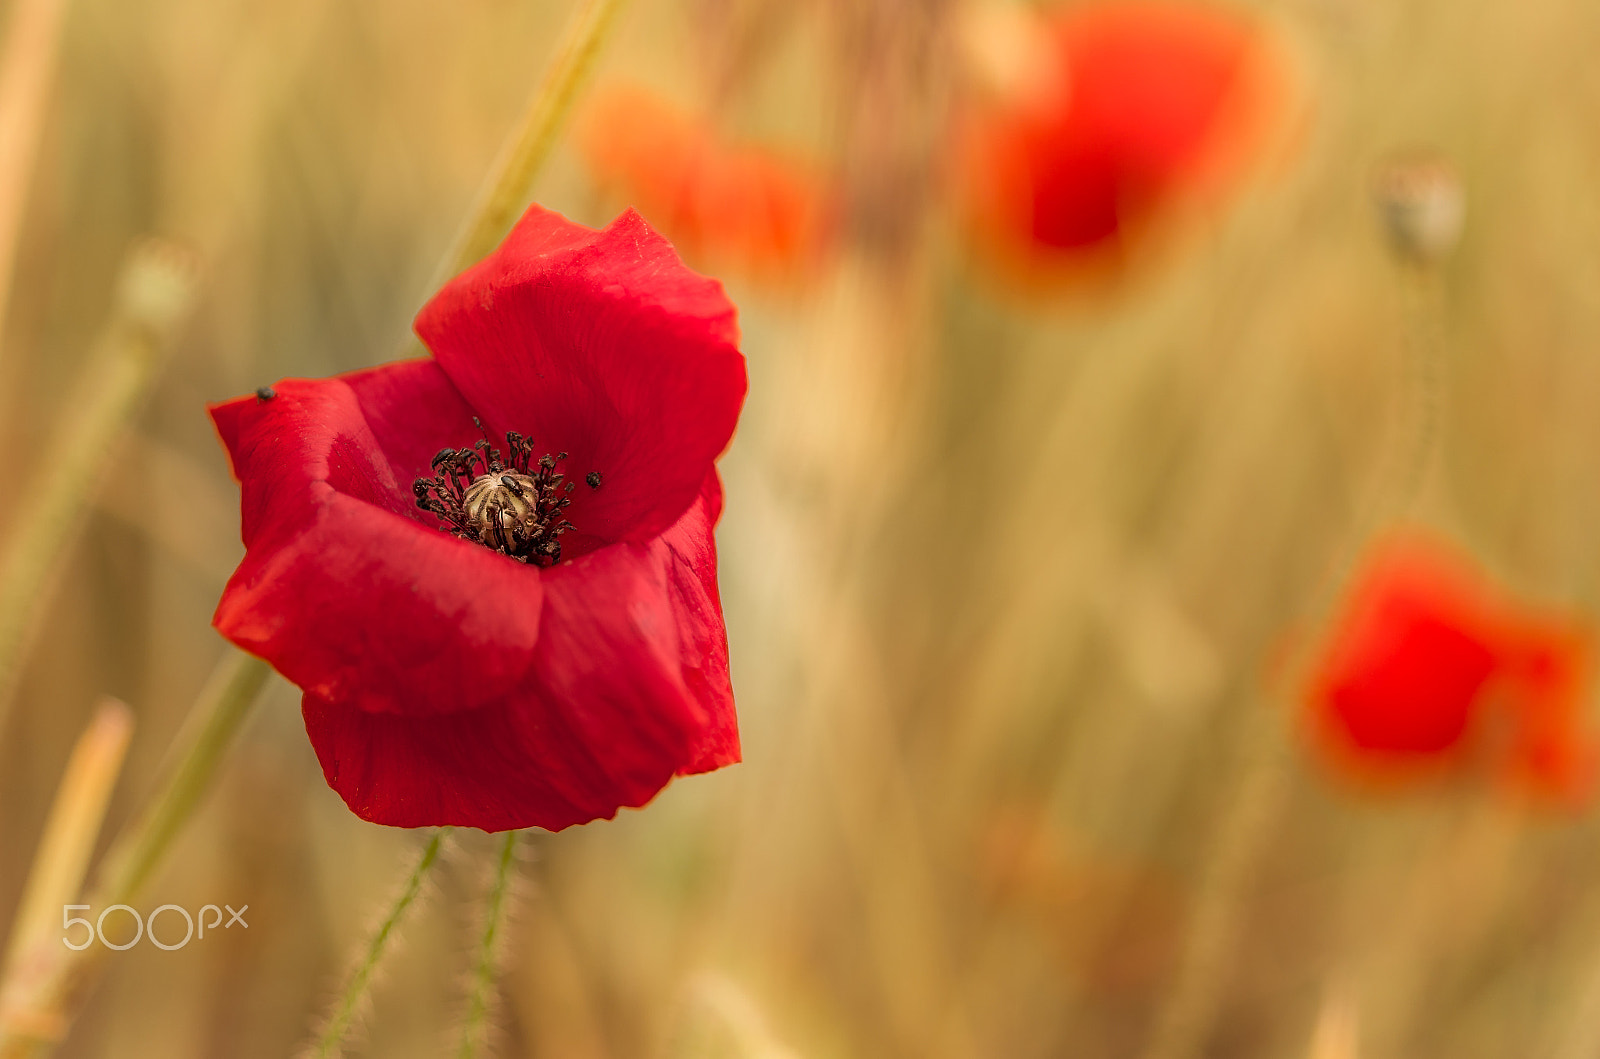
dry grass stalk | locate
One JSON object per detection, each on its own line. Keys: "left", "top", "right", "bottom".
{"left": 0, "top": 699, "right": 132, "bottom": 1041}
{"left": 0, "top": 651, "right": 270, "bottom": 1059}
{"left": 0, "top": 0, "right": 72, "bottom": 363}
{"left": 0, "top": 239, "right": 198, "bottom": 732}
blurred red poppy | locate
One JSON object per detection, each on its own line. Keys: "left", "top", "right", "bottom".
{"left": 1307, "top": 536, "right": 1595, "bottom": 805}
{"left": 956, "top": 1, "right": 1292, "bottom": 282}
{"left": 211, "top": 205, "right": 747, "bottom": 831}
{"left": 577, "top": 83, "right": 835, "bottom": 282}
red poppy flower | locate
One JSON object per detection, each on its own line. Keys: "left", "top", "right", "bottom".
{"left": 210, "top": 205, "right": 747, "bottom": 831}
{"left": 956, "top": 1, "right": 1292, "bottom": 281}
{"left": 1306, "top": 536, "right": 1595, "bottom": 805}
{"left": 577, "top": 83, "right": 835, "bottom": 282}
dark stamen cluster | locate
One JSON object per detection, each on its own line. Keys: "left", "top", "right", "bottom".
{"left": 412, "top": 418, "right": 576, "bottom": 566}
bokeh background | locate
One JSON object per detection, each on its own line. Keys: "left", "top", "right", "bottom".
{"left": 5, "top": 0, "right": 1600, "bottom": 1056}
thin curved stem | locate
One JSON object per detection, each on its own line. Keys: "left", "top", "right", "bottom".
{"left": 303, "top": 830, "right": 449, "bottom": 1059}
{"left": 1140, "top": 260, "right": 1454, "bottom": 1059}
{"left": 456, "top": 831, "right": 520, "bottom": 1059}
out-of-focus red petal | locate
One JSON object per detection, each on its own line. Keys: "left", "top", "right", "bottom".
{"left": 415, "top": 205, "right": 747, "bottom": 556}
{"left": 299, "top": 472, "right": 736, "bottom": 831}
{"left": 956, "top": 0, "right": 1293, "bottom": 280}
{"left": 1061, "top": 3, "right": 1254, "bottom": 178}
{"left": 1495, "top": 617, "right": 1597, "bottom": 804}
{"left": 577, "top": 84, "right": 836, "bottom": 282}
{"left": 211, "top": 372, "right": 544, "bottom": 716}
{"left": 1307, "top": 535, "right": 1598, "bottom": 806}
{"left": 1309, "top": 542, "right": 1500, "bottom": 776}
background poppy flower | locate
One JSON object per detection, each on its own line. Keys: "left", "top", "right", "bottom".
{"left": 956, "top": 0, "right": 1293, "bottom": 281}
{"left": 210, "top": 205, "right": 748, "bottom": 831}
{"left": 1306, "top": 536, "right": 1595, "bottom": 804}
{"left": 576, "top": 83, "right": 836, "bottom": 282}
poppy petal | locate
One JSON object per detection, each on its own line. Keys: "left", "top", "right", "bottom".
{"left": 211, "top": 373, "right": 544, "bottom": 716}
{"left": 414, "top": 205, "right": 747, "bottom": 555}
{"left": 299, "top": 472, "right": 736, "bottom": 830}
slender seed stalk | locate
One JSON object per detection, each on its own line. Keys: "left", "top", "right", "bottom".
{"left": 0, "top": 240, "right": 198, "bottom": 732}
{"left": 1140, "top": 244, "right": 1454, "bottom": 1059}
{"left": 456, "top": 831, "right": 520, "bottom": 1059}
{"left": 303, "top": 830, "right": 449, "bottom": 1059}
{"left": 0, "top": 651, "right": 272, "bottom": 1059}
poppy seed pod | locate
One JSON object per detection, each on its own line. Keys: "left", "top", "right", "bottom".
{"left": 1372, "top": 153, "right": 1464, "bottom": 264}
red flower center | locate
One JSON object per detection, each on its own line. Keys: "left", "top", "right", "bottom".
{"left": 410, "top": 418, "right": 600, "bottom": 566}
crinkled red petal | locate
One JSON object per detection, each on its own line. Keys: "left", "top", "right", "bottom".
{"left": 414, "top": 205, "right": 747, "bottom": 556}
{"left": 1059, "top": 2, "right": 1253, "bottom": 178}
{"left": 1310, "top": 542, "right": 1500, "bottom": 765}
{"left": 211, "top": 365, "right": 545, "bottom": 716}
{"left": 300, "top": 473, "right": 737, "bottom": 830}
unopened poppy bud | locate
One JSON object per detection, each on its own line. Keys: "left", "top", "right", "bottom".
{"left": 1372, "top": 153, "right": 1464, "bottom": 264}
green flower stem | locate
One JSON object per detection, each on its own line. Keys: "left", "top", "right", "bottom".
{"left": 0, "top": 650, "right": 272, "bottom": 1059}
{"left": 439, "top": 0, "right": 628, "bottom": 280}
{"left": 397, "top": 0, "right": 630, "bottom": 361}
{"left": 0, "top": 240, "right": 197, "bottom": 733}
{"left": 304, "top": 830, "right": 449, "bottom": 1059}
{"left": 92, "top": 653, "right": 272, "bottom": 907}
{"left": 456, "top": 831, "right": 520, "bottom": 1059}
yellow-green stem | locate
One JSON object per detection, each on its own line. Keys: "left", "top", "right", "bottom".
{"left": 432, "top": 0, "right": 628, "bottom": 292}
{"left": 303, "top": 830, "right": 449, "bottom": 1059}
{"left": 92, "top": 653, "right": 272, "bottom": 907}
{"left": 456, "top": 831, "right": 520, "bottom": 1059}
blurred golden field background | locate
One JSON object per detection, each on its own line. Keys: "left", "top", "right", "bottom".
{"left": 6, "top": 0, "right": 1600, "bottom": 1056}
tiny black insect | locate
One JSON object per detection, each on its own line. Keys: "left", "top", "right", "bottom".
{"left": 255, "top": 386, "right": 276, "bottom": 402}
{"left": 586, "top": 471, "right": 603, "bottom": 489}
